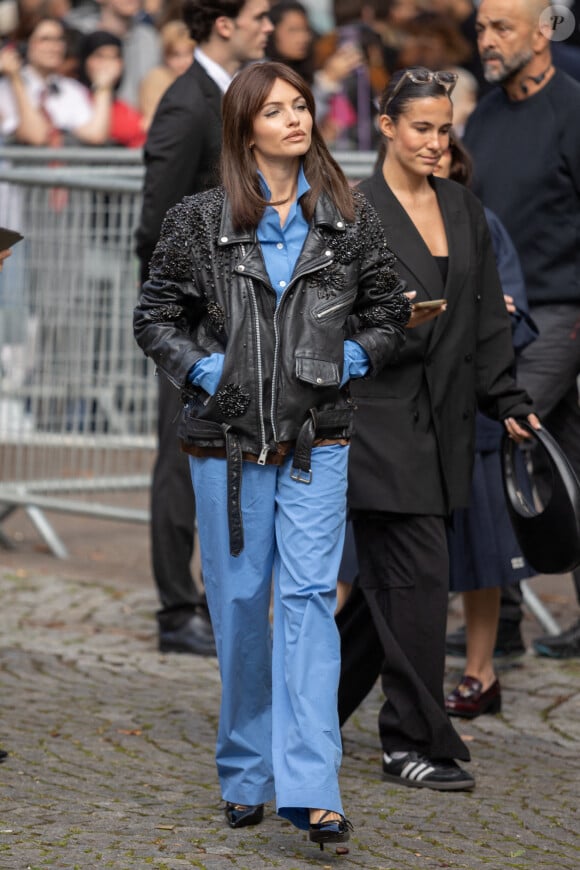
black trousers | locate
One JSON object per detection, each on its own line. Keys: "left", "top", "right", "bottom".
{"left": 140, "top": 255, "right": 205, "bottom": 631}
{"left": 150, "top": 372, "right": 205, "bottom": 630}
{"left": 338, "top": 511, "right": 469, "bottom": 762}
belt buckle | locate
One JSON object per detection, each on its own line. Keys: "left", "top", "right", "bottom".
{"left": 290, "top": 466, "right": 312, "bottom": 484}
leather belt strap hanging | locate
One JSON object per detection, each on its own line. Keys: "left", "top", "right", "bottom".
{"left": 291, "top": 407, "right": 352, "bottom": 484}
{"left": 222, "top": 424, "right": 244, "bottom": 557}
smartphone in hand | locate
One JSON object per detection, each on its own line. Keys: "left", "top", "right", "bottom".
{"left": 413, "top": 299, "right": 446, "bottom": 310}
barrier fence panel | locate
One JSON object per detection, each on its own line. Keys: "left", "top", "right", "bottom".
{"left": 0, "top": 150, "right": 155, "bottom": 556}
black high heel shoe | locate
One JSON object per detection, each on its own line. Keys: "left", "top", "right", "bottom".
{"left": 309, "top": 811, "right": 353, "bottom": 851}
{"left": 224, "top": 802, "right": 264, "bottom": 829}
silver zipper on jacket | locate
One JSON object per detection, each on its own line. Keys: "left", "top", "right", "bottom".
{"left": 242, "top": 245, "right": 270, "bottom": 464}
{"left": 312, "top": 295, "right": 354, "bottom": 322}
{"left": 270, "top": 257, "right": 335, "bottom": 436}
{"left": 270, "top": 306, "right": 280, "bottom": 447}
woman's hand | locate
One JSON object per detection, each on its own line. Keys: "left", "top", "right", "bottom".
{"left": 320, "top": 44, "right": 364, "bottom": 87}
{"left": 504, "top": 413, "right": 541, "bottom": 443}
{"left": 504, "top": 294, "right": 516, "bottom": 314}
{"left": 89, "top": 56, "right": 123, "bottom": 92}
{"left": 404, "top": 290, "right": 447, "bottom": 328}
{"left": 0, "top": 45, "right": 23, "bottom": 80}
{"left": 0, "top": 248, "right": 12, "bottom": 272}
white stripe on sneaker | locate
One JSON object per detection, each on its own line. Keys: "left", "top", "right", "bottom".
{"left": 415, "top": 765, "right": 436, "bottom": 781}
{"left": 401, "top": 761, "right": 435, "bottom": 781}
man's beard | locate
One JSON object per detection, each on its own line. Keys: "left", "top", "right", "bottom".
{"left": 481, "top": 48, "right": 534, "bottom": 83}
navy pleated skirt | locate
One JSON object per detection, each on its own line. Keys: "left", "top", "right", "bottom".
{"left": 448, "top": 448, "right": 535, "bottom": 592}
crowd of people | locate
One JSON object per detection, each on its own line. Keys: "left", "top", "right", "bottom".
{"left": 2, "top": 0, "right": 580, "bottom": 852}
{"left": 1, "top": 0, "right": 576, "bottom": 151}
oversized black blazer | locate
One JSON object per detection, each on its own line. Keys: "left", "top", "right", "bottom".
{"left": 135, "top": 61, "right": 223, "bottom": 271}
{"left": 348, "top": 170, "right": 533, "bottom": 515}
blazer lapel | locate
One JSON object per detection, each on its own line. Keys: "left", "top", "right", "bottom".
{"left": 427, "top": 177, "right": 472, "bottom": 354}
{"left": 365, "top": 170, "right": 444, "bottom": 301}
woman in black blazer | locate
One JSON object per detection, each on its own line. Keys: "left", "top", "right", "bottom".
{"left": 337, "top": 68, "right": 539, "bottom": 792}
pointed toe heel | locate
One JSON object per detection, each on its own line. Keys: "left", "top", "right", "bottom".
{"left": 308, "top": 812, "right": 352, "bottom": 851}
{"left": 224, "top": 802, "right": 264, "bottom": 829}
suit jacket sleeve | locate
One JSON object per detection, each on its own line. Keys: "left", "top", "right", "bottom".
{"left": 473, "top": 202, "right": 534, "bottom": 420}
{"left": 135, "top": 74, "right": 220, "bottom": 271}
{"left": 347, "top": 192, "right": 411, "bottom": 373}
{"left": 134, "top": 198, "right": 214, "bottom": 390}
{"left": 485, "top": 207, "right": 538, "bottom": 354}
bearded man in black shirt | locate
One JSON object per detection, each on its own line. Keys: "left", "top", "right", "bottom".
{"left": 448, "top": 0, "right": 580, "bottom": 659}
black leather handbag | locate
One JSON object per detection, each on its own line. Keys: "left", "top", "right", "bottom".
{"left": 501, "top": 422, "right": 580, "bottom": 574}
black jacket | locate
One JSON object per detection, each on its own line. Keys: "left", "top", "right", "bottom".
{"left": 134, "top": 185, "right": 410, "bottom": 462}
{"left": 135, "top": 61, "right": 223, "bottom": 271}
{"left": 348, "top": 171, "right": 533, "bottom": 515}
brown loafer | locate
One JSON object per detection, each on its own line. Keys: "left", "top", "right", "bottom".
{"left": 445, "top": 675, "right": 501, "bottom": 719}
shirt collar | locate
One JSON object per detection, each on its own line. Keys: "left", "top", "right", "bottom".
{"left": 22, "top": 66, "right": 62, "bottom": 97}
{"left": 194, "top": 47, "right": 233, "bottom": 94}
{"left": 257, "top": 163, "right": 311, "bottom": 202}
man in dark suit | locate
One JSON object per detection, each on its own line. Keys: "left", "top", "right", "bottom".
{"left": 135, "top": 0, "right": 273, "bottom": 655}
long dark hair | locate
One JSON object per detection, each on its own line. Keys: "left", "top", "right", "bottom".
{"left": 221, "top": 61, "right": 354, "bottom": 230}
{"left": 446, "top": 130, "right": 473, "bottom": 187}
{"left": 266, "top": 1, "right": 314, "bottom": 84}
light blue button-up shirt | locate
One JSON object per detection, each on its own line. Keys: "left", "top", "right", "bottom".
{"left": 256, "top": 165, "right": 310, "bottom": 304}
{"left": 189, "top": 165, "right": 369, "bottom": 393}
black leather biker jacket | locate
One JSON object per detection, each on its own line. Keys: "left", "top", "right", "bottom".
{"left": 134, "top": 185, "right": 410, "bottom": 465}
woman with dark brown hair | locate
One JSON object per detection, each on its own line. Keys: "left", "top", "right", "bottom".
{"left": 337, "top": 67, "right": 539, "bottom": 793}
{"left": 266, "top": 1, "right": 315, "bottom": 84}
{"left": 134, "top": 60, "right": 410, "bottom": 849}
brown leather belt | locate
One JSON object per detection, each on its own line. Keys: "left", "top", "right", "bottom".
{"left": 181, "top": 437, "right": 347, "bottom": 465}
{"left": 181, "top": 409, "right": 351, "bottom": 557}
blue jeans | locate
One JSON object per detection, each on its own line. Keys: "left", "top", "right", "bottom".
{"left": 189, "top": 443, "right": 348, "bottom": 830}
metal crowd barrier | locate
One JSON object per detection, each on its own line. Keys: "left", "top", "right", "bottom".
{"left": 0, "top": 148, "right": 153, "bottom": 556}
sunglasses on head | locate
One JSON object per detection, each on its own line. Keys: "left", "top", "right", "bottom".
{"left": 385, "top": 69, "right": 458, "bottom": 111}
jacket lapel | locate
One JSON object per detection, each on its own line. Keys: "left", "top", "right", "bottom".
{"left": 427, "top": 177, "right": 471, "bottom": 354}
{"left": 191, "top": 62, "right": 223, "bottom": 121}
{"left": 217, "top": 189, "right": 346, "bottom": 289}
{"left": 365, "top": 169, "right": 444, "bottom": 300}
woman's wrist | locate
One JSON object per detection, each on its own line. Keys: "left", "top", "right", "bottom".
{"left": 91, "top": 82, "right": 113, "bottom": 93}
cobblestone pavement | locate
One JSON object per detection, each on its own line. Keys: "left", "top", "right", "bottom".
{"left": 0, "top": 530, "right": 579, "bottom": 869}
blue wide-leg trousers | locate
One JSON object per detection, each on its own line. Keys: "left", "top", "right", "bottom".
{"left": 189, "top": 444, "right": 348, "bottom": 830}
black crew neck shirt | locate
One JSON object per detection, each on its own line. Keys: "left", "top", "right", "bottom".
{"left": 464, "top": 69, "right": 580, "bottom": 306}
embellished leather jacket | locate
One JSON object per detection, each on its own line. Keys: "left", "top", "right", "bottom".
{"left": 134, "top": 185, "right": 409, "bottom": 507}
